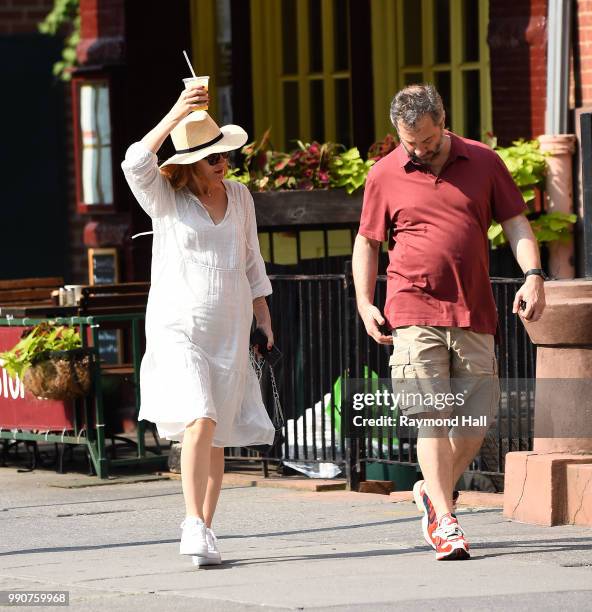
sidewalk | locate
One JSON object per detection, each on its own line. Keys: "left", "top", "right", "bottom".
{"left": 1, "top": 466, "right": 591, "bottom": 611}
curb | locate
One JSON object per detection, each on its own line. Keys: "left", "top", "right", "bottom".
{"left": 47, "top": 474, "right": 172, "bottom": 489}
{"left": 389, "top": 490, "right": 504, "bottom": 508}
{"left": 165, "top": 471, "right": 347, "bottom": 492}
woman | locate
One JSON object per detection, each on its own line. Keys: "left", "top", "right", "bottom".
{"left": 121, "top": 84, "right": 275, "bottom": 567}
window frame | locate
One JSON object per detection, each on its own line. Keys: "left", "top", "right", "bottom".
{"left": 72, "top": 75, "right": 116, "bottom": 214}
{"left": 250, "top": 0, "right": 352, "bottom": 150}
{"left": 371, "top": 0, "right": 492, "bottom": 142}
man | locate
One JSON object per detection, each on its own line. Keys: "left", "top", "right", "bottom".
{"left": 352, "top": 84, "right": 546, "bottom": 560}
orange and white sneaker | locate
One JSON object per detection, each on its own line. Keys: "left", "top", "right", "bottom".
{"left": 412, "top": 479, "right": 438, "bottom": 549}
{"left": 433, "top": 513, "right": 470, "bottom": 560}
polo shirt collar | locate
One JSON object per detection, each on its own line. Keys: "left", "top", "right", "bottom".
{"left": 396, "top": 130, "right": 470, "bottom": 170}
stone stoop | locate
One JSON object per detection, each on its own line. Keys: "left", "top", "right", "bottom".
{"left": 566, "top": 463, "right": 592, "bottom": 525}
{"left": 503, "top": 451, "right": 592, "bottom": 526}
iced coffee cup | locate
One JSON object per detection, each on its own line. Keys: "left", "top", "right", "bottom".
{"left": 183, "top": 76, "right": 209, "bottom": 111}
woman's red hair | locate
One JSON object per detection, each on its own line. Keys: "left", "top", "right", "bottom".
{"left": 159, "top": 159, "right": 229, "bottom": 190}
{"left": 159, "top": 163, "right": 197, "bottom": 191}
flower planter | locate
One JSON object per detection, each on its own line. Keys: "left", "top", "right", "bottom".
{"left": 0, "top": 326, "right": 75, "bottom": 430}
{"left": 23, "top": 348, "right": 95, "bottom": 401}
{"left": 252, "top": 189, "right": 364, "bottom": 228}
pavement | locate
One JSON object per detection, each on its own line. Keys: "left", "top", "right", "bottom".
{"left": 1, "top": 466, "right": 592, "bottom": 611}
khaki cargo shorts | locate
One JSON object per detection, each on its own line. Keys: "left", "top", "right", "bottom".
{"left": 389, "top": 325, "right": 500, "bottom": 425}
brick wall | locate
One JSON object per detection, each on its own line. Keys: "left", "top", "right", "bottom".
{"left": 0, "top": 0, "right": 86, "bottom": 283}
{"left": 489, "top": 0, "right": 548, "bottom": 144}
{"left": 0, "top": 0, "right": 53, "bottom": 34}
{"left": 575, "top": 0, "right": 592, "bottom": 108}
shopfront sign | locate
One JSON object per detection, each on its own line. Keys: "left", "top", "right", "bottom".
{"left": 0, "top": 327, "right": 74, "bottom": 430}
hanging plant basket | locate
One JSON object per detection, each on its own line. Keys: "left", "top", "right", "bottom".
{"left": 23, "top": 348, "right": 96, "bottom": 401}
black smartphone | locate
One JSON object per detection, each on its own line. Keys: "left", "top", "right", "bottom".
{"left": 379, "top": 322, "right": 391, "bottom": 336}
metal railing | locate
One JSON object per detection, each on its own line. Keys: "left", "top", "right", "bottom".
{"left": 250, "top": 266, "right": 536, "bottom": 487}
{"left": 0, "top": 280, "right": 535, "bottom": 484}
{"left": 0, "top": 313, "right": 166, "bottom": 478}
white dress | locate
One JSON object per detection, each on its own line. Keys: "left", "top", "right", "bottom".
{"left": 121, "top": 141, "right": 275, "bottom": 447}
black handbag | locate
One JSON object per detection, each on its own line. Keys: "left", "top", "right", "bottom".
{"left": 246, "top": 349, "right": 284, "bottom": 455}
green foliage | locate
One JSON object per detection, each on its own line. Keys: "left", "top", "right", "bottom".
{"left": 226, "top": 130, "right": 574, "bottom": 248}
{"left": 487, "top": 138, "right": 576, "bottom": 248}
{"left": 495, "top": 139, "right": 548, "bottom": 204}
{"left": 38, "top": 0, "right": 80, "bottom": 81}
{"left": 225, "top": 167, "right": 251, "bottom": 185}
{"left": 330, "top": 148, "right": 375, "bottom": 194}
{"left": 487, "top": 221, "right": 506, "bottom": 248}
{"left": 530, "top": 212, "right": 578, "bottom": 244}
{"left": 279, "top": 139, "right": 340, "bottom": 191}
{"left": 0, "top": 323, "right": 81, "bottom": 380}
{"left": 227, "top": 128, "right": 374, "bottom": 195}
{"left": 488, "top": 212, "right": 577, "bottom": 248}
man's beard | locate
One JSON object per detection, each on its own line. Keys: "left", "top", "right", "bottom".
{"left": 406, "top": 133, "right": 445, "bottom": 165}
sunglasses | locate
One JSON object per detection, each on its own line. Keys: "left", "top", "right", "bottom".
{"left": 205, "top": 151, "right": 230, "bottom": 166}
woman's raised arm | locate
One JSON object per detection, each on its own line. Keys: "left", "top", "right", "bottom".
{"left": 141, "top": 86, "right": 209, "bottom": 154}
{"left": 121, "top": 86, "right": 210, "bottom": 219}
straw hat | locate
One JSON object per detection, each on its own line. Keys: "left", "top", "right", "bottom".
{"left": 160, "top": 111, "right": 248, "bottom": 168}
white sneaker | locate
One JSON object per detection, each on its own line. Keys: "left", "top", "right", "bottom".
{"left": 179, "top": 517, "right": 208, "bottom": 556}
{"left": 192, "top": 528, "right": 222, "bottom": 567}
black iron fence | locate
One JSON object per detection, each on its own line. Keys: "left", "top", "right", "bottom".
{"left": 227, "top": 265, "right": 536, "bottom": 489}
{"left": 344, "top": 276, "right": 536, "bottom": 491}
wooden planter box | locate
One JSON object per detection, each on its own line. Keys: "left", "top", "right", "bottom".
{"left": 252, "top": 188, "right": 364, "bottom": 228}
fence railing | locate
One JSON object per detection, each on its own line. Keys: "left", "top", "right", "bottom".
{"left": 346, "top": 276, "right": 536, "bottom": 490}
{"left": 227, "top": 265, "right": 536, "bottom": 489}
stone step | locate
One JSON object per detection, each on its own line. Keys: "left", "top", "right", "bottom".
{"left": 566, "top": 462, "right": 592, "bottom": 526}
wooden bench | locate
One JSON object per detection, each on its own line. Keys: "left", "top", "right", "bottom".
{"left": 0, "top": 277, "right": 64, "bottom": 308}
{"left": 79, "top": 282, "right": 150, "bottom": 316}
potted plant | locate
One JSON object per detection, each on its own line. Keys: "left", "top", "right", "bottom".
{"left": 486, "top": 138, "right": 577, "bottom": 248}
{"left": 227, "top": 130, "right": 387, "bottom": 227}
{"left": 0, "top": 322, "right": 94, "bottom": 400}
{"left": 227, "top": 131, "right": 575, "bottom": 252}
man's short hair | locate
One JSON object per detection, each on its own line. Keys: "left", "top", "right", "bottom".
{"left": 390, "top": 84, "right": 445, "bottom": 131}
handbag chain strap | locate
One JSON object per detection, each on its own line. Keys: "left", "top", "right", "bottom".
{"left": 249, "top": 349, "right": 284, "bottom": 430}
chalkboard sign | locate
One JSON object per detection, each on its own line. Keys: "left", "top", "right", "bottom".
{"left": 97, "top": 330, "right": 120, "bottom": 365}
{"left": 88, "top": 248, "right": 119, "bottom": 285}
{"left": 87, "top": 248, "right": 121, "bottom": 364}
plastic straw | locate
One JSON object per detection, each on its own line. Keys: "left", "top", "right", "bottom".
{"left": 183, "top": 50, "right": 197, "bottom": 78}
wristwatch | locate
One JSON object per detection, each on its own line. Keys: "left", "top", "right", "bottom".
{"left": 524, "top": 268, "right": 547, "bottom": 280}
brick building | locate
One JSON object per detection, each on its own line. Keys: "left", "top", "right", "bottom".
{"left": 0, "top": 0, "right": 86, "bottom": 282}
{"left": 2, "top": 0, "right": 592, "bottom": 283}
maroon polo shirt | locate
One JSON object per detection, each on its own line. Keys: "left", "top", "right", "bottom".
{"left": 359, "top": 132, "right": 527, "bottom": 335}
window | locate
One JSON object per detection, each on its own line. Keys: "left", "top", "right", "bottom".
{"left": 251, "top": 0, "right": 352, "bottom": 150}
{"left": 74, "top": 80, "right": 114, "bottom": 209}
{"left": 371, "top": 0, "right": 492, "bottom": 142}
